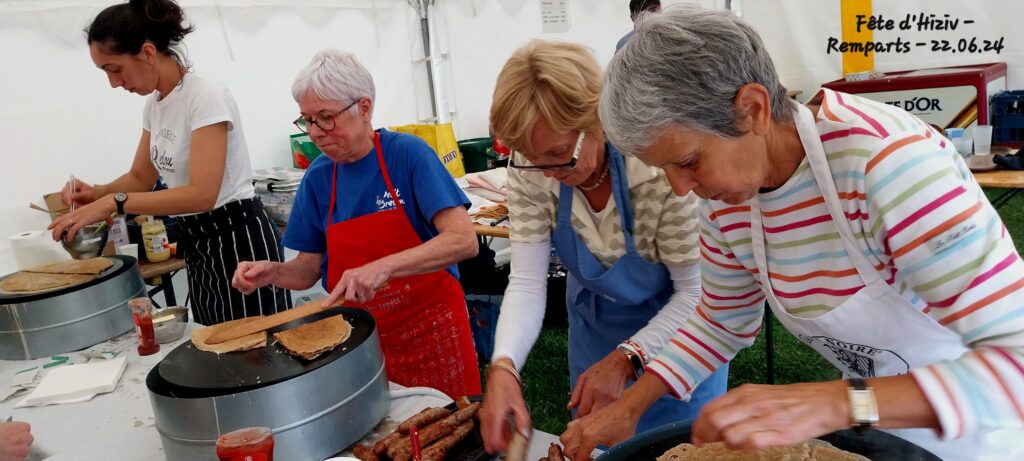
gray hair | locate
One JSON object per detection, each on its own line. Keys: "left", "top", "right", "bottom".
{"left": 600, "top": 5, "right": 794, "bottom": 156}
{"left": 292, "top": 49, "right": 376, "bottom": 113}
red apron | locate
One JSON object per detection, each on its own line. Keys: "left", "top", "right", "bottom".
{"left": 325, "top": 132, "right": 481, "bottom": 398}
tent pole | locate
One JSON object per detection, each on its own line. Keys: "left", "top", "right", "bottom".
{"left": 410, "top": 0, "right": 439, "bottom": 122}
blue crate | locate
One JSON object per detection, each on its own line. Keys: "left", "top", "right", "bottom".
{"left": 991, "top": 90, "right": 1024, "bottom": 143}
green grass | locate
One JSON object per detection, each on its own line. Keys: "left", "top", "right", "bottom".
{"left": 500, "top": 188, "right": 1024, "bottom": 436}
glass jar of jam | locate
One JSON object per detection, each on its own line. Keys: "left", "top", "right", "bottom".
{"left": 127, "top": 297, "right": 160, "bottom": 356}
{"left": 216, "top": 427, "right": 274, "bottom": 461}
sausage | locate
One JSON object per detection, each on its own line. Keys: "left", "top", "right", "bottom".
{"left": 421, "top": 420, "right": 475, "bottom": 461}
{"left": 388, "top": 403, "right": 480, "bottom": 460}
{"left": 352, "top": 444, "right": 379, "bottom": 461}
{"left": 454, "top": 395, "right": 473, "bottom": 410}
{"left": 398, "top": 407, "right": 451, "bottom": 433}
{"left": 372, "top": 431, "right": 403, "bottom": 456}
{"left": 547, "top": 442, "right": 565, "bottom": 461}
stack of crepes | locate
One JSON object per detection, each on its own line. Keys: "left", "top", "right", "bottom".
{"left": 0, "top": 258, "right": 113, "bottom": 294}
{"left": 190, "top": 314, "right": 352, "bottom": 360}
{"left": 657, "top": 439, "right": 869, "bottom": 461}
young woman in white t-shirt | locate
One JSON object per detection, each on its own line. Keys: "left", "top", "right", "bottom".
{"left": 49, "top": 0, "right": 292, "bottom": 325}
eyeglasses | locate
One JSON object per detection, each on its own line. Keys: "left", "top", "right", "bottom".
{"left": 293, "top": 99, "right": 360, "bottom": 134}
{"left": 509, "top": 131, "right": 585, "bottom": 171}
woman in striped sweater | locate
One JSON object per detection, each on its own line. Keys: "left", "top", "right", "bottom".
{"left": 560, "top": 6, "right": 1024, "bottom": 461}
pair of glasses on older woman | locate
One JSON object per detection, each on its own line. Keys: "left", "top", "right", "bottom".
{"left": 292, "top": 99, "right": 360, "bottom": 134}
{"left": 509, "top": 131, "right": 585, "bottom": 171}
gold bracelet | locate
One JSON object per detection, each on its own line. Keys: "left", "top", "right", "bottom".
{"left": 489, "top": 361, "right": 523, "bottom": 388}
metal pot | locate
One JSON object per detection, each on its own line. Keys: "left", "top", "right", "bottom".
{"left": 147, "top": 307, "right": 389, "bottom": 460}
{"left": 597, "top": 420, "right": 941, "bottom": 461}
{"left": 0, "top": 256, "right": 143, "bottom": 360}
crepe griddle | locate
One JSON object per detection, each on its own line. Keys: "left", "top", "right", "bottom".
{"left": 597, "top": 419, "right": 941, "bottom": 461}
{"left": 0, "top": 256, "right": 127, "bottom": 303}
{"left": 156, "top": 306, "right": 372, "bottom": 398}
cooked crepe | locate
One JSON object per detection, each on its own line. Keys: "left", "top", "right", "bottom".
{"left": 191, "top": 316, "right": 268, "bottom": 353}
{"left": 656, "top": 439, "right": 868, "bottom": 461}
{"left": 0, "top": 271, "right": 94, "bottom": 294}
{"left": 273, "top": 315, "right": 352, "bottom": 360}
{"left": 24, "top": 258, "right": 113, "bottom": 275}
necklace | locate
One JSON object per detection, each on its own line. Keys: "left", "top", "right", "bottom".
{"left": 576, "top": 160, "right": 610, "bottom": 192}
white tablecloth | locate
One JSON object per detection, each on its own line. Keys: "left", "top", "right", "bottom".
{"left": 0, "top": 323, "right": 564, "bottom": 460}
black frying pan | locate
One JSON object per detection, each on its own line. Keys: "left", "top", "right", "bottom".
{"left": 153, "top": 306, "right": 374, "bottom": 398}
{"left": 597, "top": 420, "right": 941, "bottom": 461}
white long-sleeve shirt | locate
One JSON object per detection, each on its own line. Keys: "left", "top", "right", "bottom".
{"left": 492, "top": 153, "right": 702, "bottom": 369}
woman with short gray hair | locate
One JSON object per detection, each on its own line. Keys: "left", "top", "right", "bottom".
{"left": 232, "top": 49, "right": 482, "bottom": 398}
{"left": 560, "top": 5, "right": 1024, "bottom": 461}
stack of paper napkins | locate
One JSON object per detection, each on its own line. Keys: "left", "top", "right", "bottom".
{"left": 15, "top": 356, "right": 126, "bottom": 408}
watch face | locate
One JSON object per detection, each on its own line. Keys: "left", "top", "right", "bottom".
{"left": 115, "top": 192, "right": 127, "bottom": 202}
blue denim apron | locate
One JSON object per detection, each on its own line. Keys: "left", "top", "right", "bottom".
{"left": 552, "top": 145, "right": 728, "bottom": 432}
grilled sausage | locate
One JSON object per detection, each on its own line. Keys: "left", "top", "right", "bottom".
{"left": 547, "top": 442, "right": 565, "bottom": 461}
{"left": 352, "top": 444, "right": 379, "bottom": 461}
{"left": 398, "top": 407, "right": 452, "bottom": 434}
{"left": 388, "top": 403, "right": 480, "bottom": 460}
{"left": 421, "top": 421, "right": 475, "bottom": 461}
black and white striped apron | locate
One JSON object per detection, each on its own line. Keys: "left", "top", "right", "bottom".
{"left": 175, "top": 197, "right": 293, "bottom": 325}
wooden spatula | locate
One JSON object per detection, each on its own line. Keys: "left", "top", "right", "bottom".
{"left": 204, "top": 300, "right": 337, "bottom": 344}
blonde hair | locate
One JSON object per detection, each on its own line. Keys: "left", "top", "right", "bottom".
{"left": 490, "top": 40, "right": 604, "bottom": 153}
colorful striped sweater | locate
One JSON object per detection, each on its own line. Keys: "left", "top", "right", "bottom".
{"left": 648, "top": 89, "right": 1024, "bottom": 439}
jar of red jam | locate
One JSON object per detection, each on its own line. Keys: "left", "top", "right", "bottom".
{"left": 216, "top": 427, "right": 274, "bottom": 461}
{"left": 127, "top": 297, "right": 160, "bottom": 356}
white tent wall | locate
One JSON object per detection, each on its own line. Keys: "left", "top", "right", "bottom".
{"left": 2, "top": 0, "right": 1022, "bottom": 262}
{"left": 435, "top": 0, "right": 727, "bottom": 140}
{"left": 0, "top": 0, "right": 428, "bottom": 259}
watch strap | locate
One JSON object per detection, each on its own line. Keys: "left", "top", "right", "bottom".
{"left": 618, "top": 346, "right": 645, "bottom": 380}
{"left": 115, "top": 193, "right": 127, "bottom": 215}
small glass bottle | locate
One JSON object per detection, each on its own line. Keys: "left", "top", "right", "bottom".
{"left": 216, "top": 427, "right": 274, "bottom": 461}
{"left": 128, "top": 297, "right": 160, "bottom": 356}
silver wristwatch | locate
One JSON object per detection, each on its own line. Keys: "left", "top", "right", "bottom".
{"left": 848, "top": 378, "right": 879, "bottom": 434}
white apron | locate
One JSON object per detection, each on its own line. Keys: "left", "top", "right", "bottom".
{"left": 746, "top": 104, "right": 1022, "bottom": 461}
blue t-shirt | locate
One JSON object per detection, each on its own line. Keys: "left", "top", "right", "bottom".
{"left": 283, "top": 129, "right": 470, "bottom": 289}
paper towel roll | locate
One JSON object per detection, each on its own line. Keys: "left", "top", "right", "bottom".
{"left": 10, "top": 230, "right": 68, "bottom": 271}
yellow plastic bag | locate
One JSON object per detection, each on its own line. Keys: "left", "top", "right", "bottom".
{"left": 390, "top": 123, "right": 466, "bottom": 178}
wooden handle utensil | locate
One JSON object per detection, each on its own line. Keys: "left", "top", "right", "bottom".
{"left": 204, "top": 300, "right": 337, "bottom": 344}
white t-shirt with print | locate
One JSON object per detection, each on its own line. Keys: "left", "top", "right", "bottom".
{"left": 142, "top": 73, "right": 255, "bottom": 214}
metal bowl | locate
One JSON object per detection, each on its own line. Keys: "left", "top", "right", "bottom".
{"left": 153, "top": 306, "right": 189, "bottom": 344}
{"left": 62, "top": 223, "right": 109, "bottom": 259}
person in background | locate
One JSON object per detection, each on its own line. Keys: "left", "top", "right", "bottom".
{"left": 231, "top": 49, "right": 481, "bottom": 399}
{"left": 0, "top": 421, "right": 32, "bottom": 461}
{"left": 49, "top": 0, "right": 291, "bottom": 325}
{"left": 561, "top": 6, "right": 1024, "bottom": 461}
{"left": 479, "top": 40, "right": 727, "bottom": 454}
{"left": 616, "top": 0, "right": 661, "bottom": 51}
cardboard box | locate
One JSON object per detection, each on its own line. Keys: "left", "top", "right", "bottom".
{"left": 43, "top": 192, "right": 69, "bottom": 217}
{"left": 821, "top": 62, "right": 1007, "bottom": 132}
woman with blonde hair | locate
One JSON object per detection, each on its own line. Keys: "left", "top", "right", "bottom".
{"left": 478, "top": 40, "right": 728, "bottom": 453}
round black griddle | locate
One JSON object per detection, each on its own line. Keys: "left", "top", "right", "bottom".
{"left": 0, "top": 255, "right": 130, "bottom": 303}
{"left": 597, "top": 420, "right": 941, "bottom": 461}
{"left": 154, "top": 306, "right": 374, "bottom": 398}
